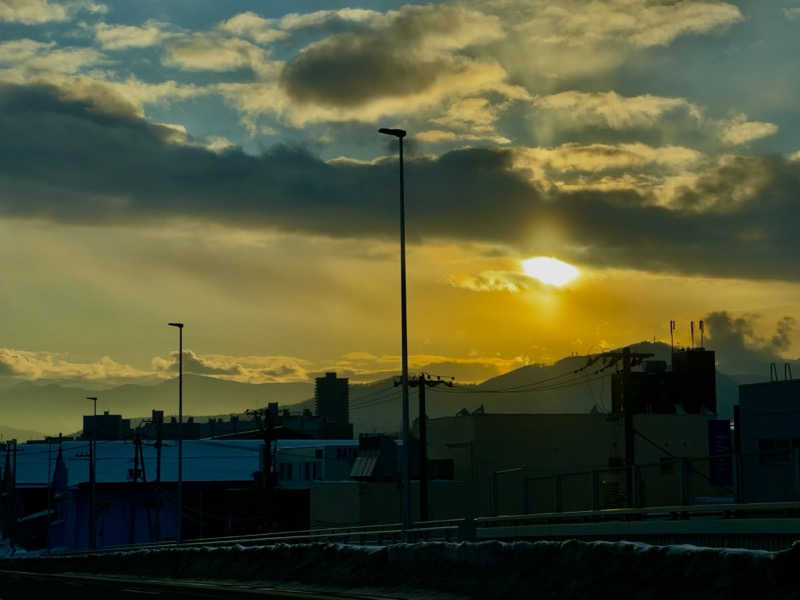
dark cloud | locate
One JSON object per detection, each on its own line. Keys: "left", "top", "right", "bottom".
{"left": 259, "top": 365, "right": 298, "bottom": 379}
{"left": 705, "top": 311, "right": 797, "bottom": 374}
{"left": 279, "top": 4, "right": 502, "bottom": 109}
{"left": 160, "top": 351, "right": 242, "bottom": 376}
{"left": 0, "top": 359, "right": 18, "bottom": 376}
{"left": 281, "top": 35, "right": 445, "bottom": 107}
{"left": 1, "top": 82, "right": 800, "bottom": 281}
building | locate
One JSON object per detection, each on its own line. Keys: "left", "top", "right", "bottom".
{"left": 425, "top": 412, "right": 729, "bottom": 517}
{"left": 315, "top": 372, "right": 349, "bottom": 425}
{"left": 611, "top": 349, "right": 717, "bottom": 415}
{"left": 82, "top": 411, "right": 131, "bottom": 441}
{"left": 269, "top": 439, "right": 359, "bottom": 490}
{"left": 736, "top": 378, "right": 800, "bottom": 502}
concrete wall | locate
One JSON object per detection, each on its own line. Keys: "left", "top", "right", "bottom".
{"left": 427, "top": 413, "right": 721, "bottom": 516}
{"left": 309, "top": 480, "right": 466, "bottom": 527}
{"left": 739, "top": 380, "right": 800, "bottom": 502}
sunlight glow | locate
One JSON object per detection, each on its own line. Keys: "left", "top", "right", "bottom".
{"left": 522, "top": 256, "right": 579, "bottom": 287}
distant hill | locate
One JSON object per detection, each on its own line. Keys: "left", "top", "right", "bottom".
{"left": 0, "top": 426, "right": 46, "bottom": 443}
{"left": 0, "top": 375, "right": 313, "bottom": 437}
{"left": 333, "top": 342, "right": 743, "bottom": 435}
{"left": 0, "top": 342, "right": 756, "bottom": 438}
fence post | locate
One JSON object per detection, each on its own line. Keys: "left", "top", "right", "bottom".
{"left": 592, "top": 470, "right": 600, "bottom": 511}
{"left": 490, "top": 471, "right": 498, "bottom": 516}
{"left": 553, "top": 475, "right": 562, "bottom": 512}
{"left": 523, "top": 476, "right": 529, "bottom": 514}
{"left": 679, "top": 458, "right": 690, "bottom": 506}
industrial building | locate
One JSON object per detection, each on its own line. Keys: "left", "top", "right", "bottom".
{"left": 82, "top": 411, "right": 131, "bottom": 441}
{"left": 425, "top": 412, "right": 728, "bottom": 517}
{"left": 610, "top": 348, "right": 717, "bottom": 415}
{"left": 315, "top": 372, "right": 349, "bottom": 425}
{"left": 736, "top": 377, "right": 800, "bottom": 502}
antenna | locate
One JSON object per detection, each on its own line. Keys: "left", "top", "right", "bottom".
{"left": 669, "top": 320, "right": 675, "bottom": 352}
{"left": 690, "top": 321, "right": 695, "bottom": 349}
{"left": 699, "top": 320, "right": 704, "bottom": 348}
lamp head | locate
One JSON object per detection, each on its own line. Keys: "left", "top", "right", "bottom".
{"left": 168, "top": 322, "right": 184, "bottom": 328}
{"left": 378, "top": 128, "right": 406, "bottom": 138}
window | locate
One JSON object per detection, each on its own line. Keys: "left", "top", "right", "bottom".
{"left": 304, "top": 462, "right": 312, "bottom": 480}
{"left": 313, "top": 462, "right": 321, "bottom": 480}
{"left": 315, "top": 449, "right": 323, "bottom": 459}
{"left": 660, "top": 457, "right": 675, "bottom": 474}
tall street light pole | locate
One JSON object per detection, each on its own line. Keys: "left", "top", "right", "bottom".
{"left": 168, "top": 322, "right": 184, "bottom": 544}
{"left": 378, "top": 127, "right": 412, "bottom": 532}
{"left": 86, "top": 396, "right": 97, "bottom": 550}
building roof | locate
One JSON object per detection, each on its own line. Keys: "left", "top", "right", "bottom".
{"left": 13, "top": 439, "right": 358, "bottom": 487}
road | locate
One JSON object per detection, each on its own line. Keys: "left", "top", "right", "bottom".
{"left": 0, "top": 570, "right": 396, "bottom": 600}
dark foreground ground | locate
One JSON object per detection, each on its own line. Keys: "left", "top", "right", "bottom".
{"left": 2, "top": 540, "right": 800, "bottom": 599}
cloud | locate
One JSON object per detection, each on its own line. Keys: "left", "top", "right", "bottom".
{"left": 2, "top": 82, "right": 800, "bottom": 281}
{"left": 217, "top": 11, "right": 287, "bottom": 44}
{"left": 275, "top": 4, "right": 526, "bottom": 124}
{"left": 705, "top": 311, "right": 797, "bottom": 373}
{"left": 483, "top": 0, "right": 742, "bottom": 86}
{"left": 515, "top": 142, "right": 704, "bottom": 176}
{"left": 720, "top": 115, "right": 779, "bottom": 146}
{"left": 784, "top": 7, "right": 800, "bottom": 21}
{"left": 0, "top": 38, "right": 106, "bottom": 75}
{"left": 0, "top": 348, "right": 148, "bottom": 381}
{"left": 94, "top": 20, "right": 169, "bottom": 50}
{"left": 416, "top": 129, "right": 511, "bottom": 145}
{"left": 532, "top": 91, "right": 701, "bottom": 130}
{"left": 448, "top": 271, "right": 540, "bottom": 293}
{"left": 163, "top": 33, "right": 281, "bottom": 78}
{"left": 151, "top": 350, "right": 309, "bottom": 383}
{"left": 0, "top": 0, "right": 105, "bottom": 25}
{"left": 315, "top": 351, "right": 529, "bottom": 384}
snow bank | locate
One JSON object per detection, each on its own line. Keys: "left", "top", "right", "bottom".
{"left": 2, "top": 539, "right": 798, "bottom": 599}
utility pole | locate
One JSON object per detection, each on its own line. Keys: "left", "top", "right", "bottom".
{"left": 408, "top": 373, "right": 453, "bottom": 522}
{"left": 86, "top": 396, "right": 97, "bottom": 550}
{"left": 378, "top": 126, "right": 411, "bottom": 533}
{"left": 11, "top": 439, "right": 17, "bottom": 546}
{"left": 168, "top": 322, "right": 184, "bottom": 544}
{"left": 596, "top": 348, "right": 653, "bottom": 507}
{"left": 622, "top": 348, "right": 634, "bottom": 506}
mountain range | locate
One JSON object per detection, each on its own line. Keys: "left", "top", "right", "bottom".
{"left": 0, "top": 341, "right": 761, "bottom": 439}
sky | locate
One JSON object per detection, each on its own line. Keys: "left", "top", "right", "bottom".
{"left": 0, "top": 0, "right": 798, "bottom": 389}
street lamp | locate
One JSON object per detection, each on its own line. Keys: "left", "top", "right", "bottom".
{"left": 86, "top": 396, "right": 97, "bottom": 549}
{"left": 168, "top": 321, "right": 184, "bottom": 544}
{"left": 378, "top": 126, "right": 412, "bottom": 532}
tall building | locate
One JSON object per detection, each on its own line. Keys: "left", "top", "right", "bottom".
{"left": 315, "top": 372, "right": 349, "bottom": 425}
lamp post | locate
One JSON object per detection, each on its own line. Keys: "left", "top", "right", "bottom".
{"left": 378, "top": 126, "right": 411, "bottom": 532}
{"left": 86, "top": 396, "right": 97, "bottom": 549}
{"left": 168, "top": 322, "right": 184, "bottom": 544}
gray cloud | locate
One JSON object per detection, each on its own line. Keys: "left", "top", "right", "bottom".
{"left": 1, "top": 81, "right": 800, "bottom": 281}
{"left": 158, "top": 351, "right": 243, "bottom": 376}
{"left": 705, "top": 311, "right": 798, "bottom": 374}
{"left": 0, "top": 359, "right": 18, "bottom": 376}
{"left": 279, "top": 4, "right": 505, "bottom": 110}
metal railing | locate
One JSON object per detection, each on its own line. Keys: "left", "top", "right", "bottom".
{"left": 34, "top": 500, "right": 800, "bottom": 557}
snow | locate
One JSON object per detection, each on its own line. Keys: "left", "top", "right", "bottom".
{"left": 2, "top": 539, "right": 794, "bottom": 598}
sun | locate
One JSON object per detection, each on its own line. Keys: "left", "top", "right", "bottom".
{"left": 521, "top": 256, "right": 579, "bottom": 287}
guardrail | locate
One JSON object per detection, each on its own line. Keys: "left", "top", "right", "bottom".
{"left": 36, "top": 500, "right": 800, "bottom": 557}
